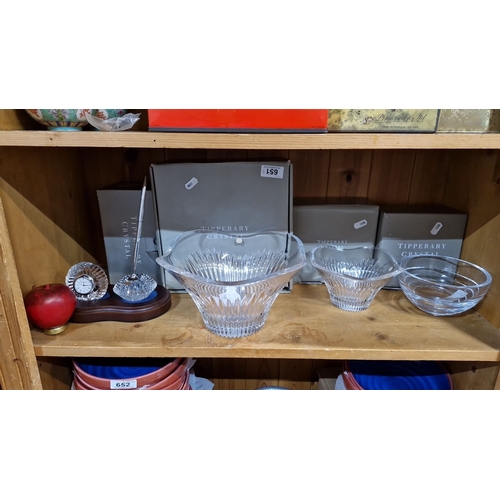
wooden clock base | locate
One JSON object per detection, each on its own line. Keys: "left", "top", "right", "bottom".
{"left": 70, "top": 285, "right": 171, "bottom": 323}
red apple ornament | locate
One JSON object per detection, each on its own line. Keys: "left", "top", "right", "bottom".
{"left": 24, "top": 283, "right": 77, "bottom": 335}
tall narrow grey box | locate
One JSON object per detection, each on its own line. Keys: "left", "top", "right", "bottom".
{"left": 293, "top": 203, "right": 380, "bottom": 284}
{"left": 376, "top": 205, "right": 468, "bottom": 289}
{"left": 150, "top": 160, "right": 293, "bottom": 292}
{"left": 97, "top": 183, "right": 163, "bottom": 286}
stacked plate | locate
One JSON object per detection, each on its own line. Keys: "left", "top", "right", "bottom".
{"left": 72, "top": 357, "right": 194, "bottom": 390}
{"left": 340, "top": 360, "right": 453, "bottom": 390}
{"left": 257, "top": 386, "right": 290, "bottom": 390}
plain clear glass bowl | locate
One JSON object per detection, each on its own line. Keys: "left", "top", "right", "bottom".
{"left": 156, "top": 230, "right": 306, "bottom": 338}
{"left": 310, "top": 245, "right": 401, "bottom": 311}
{"left": 398, "top": 255, "right": 492, "bottom": 316}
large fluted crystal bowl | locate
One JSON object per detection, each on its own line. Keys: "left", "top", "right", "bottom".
{"left": 311, "top": 245, "right": 401, "bottom": 312}
{"left": 398, "top": 255, "right": 492, "bottom": 316}
{"left": 156, "top": 230, "right": 306, "bottom": 338}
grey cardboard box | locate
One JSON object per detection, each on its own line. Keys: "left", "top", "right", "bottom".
{"left": 376, "top": 205, "right": 468, "bottom": 289}
{"left": 150, "top": 160, "right": 293, "bottom": 292}
{"left": 97, "top": 183, "right": 163, "bottom": 286}
{"left": 293, "top": 203, "right": 380, "bottom": 284}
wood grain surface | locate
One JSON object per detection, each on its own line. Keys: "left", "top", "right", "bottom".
{"left": 3, "top": 130, "right": 500, "bottom": 149}
{"left": 30, "top": 285, "right": 500, "bottom": 361}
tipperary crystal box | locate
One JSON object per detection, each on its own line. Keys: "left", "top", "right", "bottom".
{"left": 97, "top": 183, "right": 163, "bottom": 286}
{"left": 150, "top": 160, "right": 293, "bottom": 291}
{"left": 375, "top": 205, "right": 468, "bottom": 289}
{"left": 293, "top": 203, "right": 380, "bottom": 284}
{"left": 328, "top": 109, "right": 439, "bottom": 132}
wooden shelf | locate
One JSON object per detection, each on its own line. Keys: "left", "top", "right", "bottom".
{"left": 31, "top": 285, "right": 500, "bottom": 361}
{"left": 1, "top": 130, "right": 500, "bottom": 149}
{"left": 2, "top": 116, "right": 500, "bottom": 388}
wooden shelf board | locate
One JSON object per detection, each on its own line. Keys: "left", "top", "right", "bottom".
{"left": 2, "top": 131, "right": 500, "bottom": 150}
{"left": 31, "top": 286, "right": 500, "bottom": 361}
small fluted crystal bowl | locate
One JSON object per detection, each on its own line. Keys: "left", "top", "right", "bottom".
{"left": 398, "top": 255, "right": 492, "bottom": 316}
{"left": 156, "top": 230, "right": 306, "bottom": 338}
{"left": 310, "top": 245, "right": 401, "bottom": 312}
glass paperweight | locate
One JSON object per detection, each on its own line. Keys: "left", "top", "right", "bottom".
{"left": 310, "top": 245, "right": 401, "bottom": 312}
{"left": 65, "top": 262, "right": 109, "bottom": 301}
{"left": 156, "top": 230, "right": 306, "bottom": 338}
{"left": 113, "top": 273, "right": 157, "bottom": 302}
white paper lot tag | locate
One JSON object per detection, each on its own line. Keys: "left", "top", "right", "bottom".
{"left": 110, "top": 379, "right": 138, "bottom": 389}
{"left": 261, "top": 165, "right": 284, "bottom": 179}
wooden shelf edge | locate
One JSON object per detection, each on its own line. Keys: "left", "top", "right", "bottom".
{"left": 30, "top": 287, "right": 500, "bottom": 362}
{"left": 2, "top": 131, "right": 500, "bottom": 150}
{"left": 32, "top": 345, "right": 500, "bottom": 362}
{"left": 0, "top": 196, "right": 43, "bottom": 389}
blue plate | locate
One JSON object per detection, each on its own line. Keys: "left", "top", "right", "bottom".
{"left": 257, "top": 386, "right": 290, "bottom": 390}
{"left": 75, "top": 357, "right": 176, "bottom": 380}
{"left": 347, "top": 360, "right": 452, "bottom": 390}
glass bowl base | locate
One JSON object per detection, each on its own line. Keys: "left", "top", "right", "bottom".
{"left": 329, "top": 295, "right": 374, "bottom": 312}
{"left": 202, "top": 315, "right": 267, "bottom": 338}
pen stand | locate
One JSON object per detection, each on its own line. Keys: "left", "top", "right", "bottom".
{"left": 70, "top": 285, "right": 171, "bottom": 323}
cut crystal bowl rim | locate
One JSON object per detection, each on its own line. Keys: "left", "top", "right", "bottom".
{"left": 310, "top": 244, "right": 402, "bottom": 283}
{"left": 156, "top": 229, "right": 306, "bottom": 287}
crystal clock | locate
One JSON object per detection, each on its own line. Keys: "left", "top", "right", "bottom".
{"left": 74, "top": 275, "right": 95, "bottom": 295}
{"left": 66, "top": 262, "right": 109, "bottom": 301}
